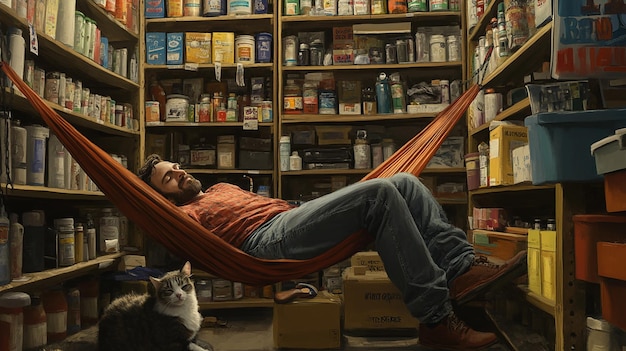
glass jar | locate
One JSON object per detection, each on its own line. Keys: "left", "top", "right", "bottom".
{"left": 297, "top": 43, "right": 310, "bottom": 66}
{"left": 303, "top": 81, "right": 319, "bottom": 114}
{"left": 283, "top": 80, "right": 303, "bottom": 114}
{"left": 309, "top": 41, "right": 324, "bottom": 66}
{"left": 362, "top": 86, "right": 377, "bottom": 115}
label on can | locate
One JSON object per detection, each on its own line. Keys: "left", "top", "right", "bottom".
{"left": 261, "top": 101, "right": 272, "bottom": 122}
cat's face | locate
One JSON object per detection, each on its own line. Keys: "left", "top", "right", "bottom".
{"left": 150, "top": 261, "right": 195, "bottom": 307}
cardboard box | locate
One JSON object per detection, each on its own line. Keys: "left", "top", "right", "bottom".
{"left": 350, "top": 251, "right": 385, "bottom": 272}
{"left": 146, "top": 32, "right": 166, "bottom": 65}
{"left": 185, "top": 32, "right": 212, "bottom": 64}
{"left": 342, "top": 267, "right": 419, "bottom": 331}
{"left": 512, "top": 143, "right": 532, "bottom": 184}
{"left": 527, "top": 229, "right": 542, "bottom": 296}
{"left": 212, "top": 32, "right": 235, "bottom": 64}
{"left": 273, "top": 291, "right": 342, "bottom": 349}
{"left": 472, "top": 230, "right": 527, "bottom": 263}
{"left": 332, "top": 27, "right": 354, "bottom": 65}
{"left": 540, "top": 230, "right": 557, "bottom": 301}
{"left": 166, "top": 32, "right": 184, "bottom": 65}
{"left": 489, "top": 125, "right": 528, "bottom": 186}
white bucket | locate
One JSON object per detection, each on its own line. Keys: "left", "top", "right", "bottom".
{"left": 25, "top": 125, "right": 50, "bottom": 186}
{"left": 235, "top": 35, "right": 255, "bottom": 64}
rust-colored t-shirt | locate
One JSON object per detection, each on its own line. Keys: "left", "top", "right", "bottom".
{"left": 180, "top": 183, "right": 294, "bottom": 248}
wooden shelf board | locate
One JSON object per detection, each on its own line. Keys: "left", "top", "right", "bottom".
{"left": 470, "top": 183, "right": 555, "bottom": 195}
{"left": 147, "top": 14, "right": 274, "bottom": 24}
{"left": 78, "top": 1, "right": 139, "bottom": 42}
{"left": 198, "top": 297, "right": 274, "bottom": 309}
{"left": 281, "top": 112, "right": 437, "bottom": 123}
{"left": 481, "top": 22, "right": 553, "bottom": 88}
{"left": 144, "top": 63, "right": 274, "bottom": 70}
{"left": 282, "top": 167, "right": 466, "bottom": 176}
{"left": 0, "top": 184, "right": 106, "bottom": 200}
{"left": 146, "top": 121, "right": 274, "bottom": 128}
{"left": 470, "top": 98, "right": 531, "bottom": 135}
{"left": 187, "top": 169, "right": 274, "bottom": 175}
{"left": 468, "top": 0, "right": 500, "bottom": 41}
{"left": 518, "top": 285, "right": 557, "bottom": 317}
{"left": 282, "top": 62, "right": 462, "bottom": 71}
{"left": 281, "top": 12, "right": 461, "bottom": 23}
{"left": 1, "top": 253, "right": 125, "bottom": 293}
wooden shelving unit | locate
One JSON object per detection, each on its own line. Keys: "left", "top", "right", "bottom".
{"left": 465, "top": 15, "right": 589, "bottom": 350}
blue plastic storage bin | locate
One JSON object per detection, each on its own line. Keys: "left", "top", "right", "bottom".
{"left": 524, "top": 109, "right": 626, "bottom": 184}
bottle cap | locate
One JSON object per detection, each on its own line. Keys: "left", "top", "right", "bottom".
{"left": 292, "top": 151, "right": 299, "bottom": 156}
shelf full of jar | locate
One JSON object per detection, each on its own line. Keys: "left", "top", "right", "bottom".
{"left": 145, "top": 14, "right": 275, "bottom": 33}
{"left": 79, "top": 0, "right": 140, "bottom": 41}
{"left": 281, "top": 111, "right": 440, "bottom": 123}
{"left": 7, "top": 88, "right": 141, "bottom": 138}
{"left": 0, "top": 5, "right": 139, "bottom": 92}
{"left": 144, "top": 63, "right": 274, "bottom": 71}
{"left": 470, "top": 21, "right": 552, "bottom": 89}
{"left": 0, "top": 183, "right": 106, "bottom": 200}
{"left": 469, "top": 97, "right": 530, "bottom": 136}
{"left": 467, "top": 0, "right": 501, "bottom": 41}
{"left": 145, "top": 121, "right": 274, "bottom": 128}
{"left": 280, "top": 11, "right": 461, "bottom": 23}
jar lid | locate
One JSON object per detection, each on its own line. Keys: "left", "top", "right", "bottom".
{"left": 167, "top": 94, "right": 189, "bottom": 100}
{"left": 300, "top": 43, "right": 309, "bottom": 49}
{"left": 280, "top": 136, "right": 291, "bottom": 142}
{"left": 485, "top": 88, "right": 496, "bottom": 94}
{"left": 0, "top": 292, "right": 31, "bottom": 308}
{"left": 54, "top": 217, "right": 74, "bottom": 228}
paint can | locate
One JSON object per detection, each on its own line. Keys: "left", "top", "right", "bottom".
{"left": 55, "top": 218, "right": 75, "bottom": 267}
{"left": 235, "top": 35, "right": 255, "bottom": 64}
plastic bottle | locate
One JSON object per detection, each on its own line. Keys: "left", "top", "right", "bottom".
{"left": 289, "top": 151, "right": 302, "bottom": 171}
{"left": 375, "top": 72, "right": 392, "bottom": 114}
{"left": 149, "top": 78, "right": 167, "bottom": 122}
{"left": 279, "top": 136, "right": 291, "bottom": 172}
{"left": 0, "top": 206, "right": 10, "bottom": 285}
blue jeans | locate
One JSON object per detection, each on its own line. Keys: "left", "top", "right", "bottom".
{"left": 240, "top": 172, "right": 474, "bottom": 324}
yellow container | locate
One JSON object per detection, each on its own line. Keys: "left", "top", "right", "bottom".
{"left": 167, "top": 0, "right": 184, "bottom": 17}
{"left": 488, "top": 125, "right": 528, "bottom": 186}
{"left": 185, "top": 32, "right": 212, "bottom": 63}
{"left": 527, "top": 229, "right": 542, "bottom": 296}
{"left": 211, "top": 32, "right": 235, "bottom": 64}
{"left": 540, "top": 230, "right": 557, "bottom": 301}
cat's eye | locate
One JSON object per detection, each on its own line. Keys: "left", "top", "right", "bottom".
{"left": 182, "top": 284, "right": 192, "bottom": 292}
{"left": 162, "top": 289, "right": 174, "bottom": 296}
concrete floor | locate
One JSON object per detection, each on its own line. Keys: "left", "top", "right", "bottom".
{"left": 197, "top": 307, "right": 509, "bottom": 351}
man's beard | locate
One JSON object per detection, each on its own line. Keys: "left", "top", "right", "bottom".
{"left": 169, "top": 175, "right": 202, "bottom": 205}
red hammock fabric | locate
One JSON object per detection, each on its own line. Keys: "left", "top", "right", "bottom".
{"left": 1, "top": 62, "right": 479, "bottom": 285}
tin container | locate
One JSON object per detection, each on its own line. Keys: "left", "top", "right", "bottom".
{"left": 255, "top": 33, "right": 272, "bottom": 63}
{"left": 166, "top": 95, "right": 190, "bottom": 122}
{"left": 184, "top": 0, "right": 202, "bottom": 15}
{"left": 261, "top": 101, "right": 273, "bottom": 122}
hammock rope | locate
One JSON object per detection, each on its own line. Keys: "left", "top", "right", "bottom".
{"left": 1, "top": 62, "right": 480, "bottom": 285}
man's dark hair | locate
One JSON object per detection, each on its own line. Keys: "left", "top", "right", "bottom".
{"left": 138, "top": 154, "right": 164, "bottom": 191}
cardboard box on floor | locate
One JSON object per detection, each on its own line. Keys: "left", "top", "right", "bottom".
{"left": 342, "top": 266, "right": 419, "bottom": 332}
{"left": 350, "top": 251, "right": 385, "bottom": 272}
{"left": 273, "top": 291, "right": 342, "bottom": 349}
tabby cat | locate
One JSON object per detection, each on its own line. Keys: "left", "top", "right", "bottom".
{"left": 98, "top": 261, "right": 211, "bottom": 351}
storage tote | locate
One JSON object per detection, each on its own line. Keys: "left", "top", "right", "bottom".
{"left": 524, "top": 109, "right": 626, "bottom": 184}
{"left": 590, "top": 128, "right": 626, "bottom": 175}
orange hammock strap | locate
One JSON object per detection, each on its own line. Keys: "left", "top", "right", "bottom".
{"left": 1, "top": 62, "right": 478, "bottom": 285}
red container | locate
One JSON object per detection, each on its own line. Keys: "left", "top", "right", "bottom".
{"left": 604, "top": 170, "right": 626, "bottom": 213}
{"left": 573, "top": 214, "right": 626, "bottom": 283}
{"left": 597, "top": 242, "right": 626, "bottom": 330}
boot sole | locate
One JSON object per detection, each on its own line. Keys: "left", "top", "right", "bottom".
{"left": 453, "top": 251, "right": 528, "bottom": 306}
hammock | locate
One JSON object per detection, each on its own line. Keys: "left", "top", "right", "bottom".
{"left": 1, "top": 62, "right": 479, "bottom": 286}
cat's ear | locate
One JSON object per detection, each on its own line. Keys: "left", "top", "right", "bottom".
{"left": 181, "top": 261, "right": 192, "bottom": 276}
{"left": 150, "top": 276, "right": 162, "bottom": 290}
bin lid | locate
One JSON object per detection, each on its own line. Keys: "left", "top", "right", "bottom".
{"left": 573, "top": 214, "right": 626, "bottom": 224}
{"left": 525, "top": 108, "right": 626, "bottom": 126}
{"left": 590, "top": 128, "right": 626, "bottom": 155}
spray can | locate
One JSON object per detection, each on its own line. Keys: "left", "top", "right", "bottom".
{"left": 375, "top": 72, "right": 392, "bottom": 114}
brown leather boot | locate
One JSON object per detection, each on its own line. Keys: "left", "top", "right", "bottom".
{"left": 419, "top": 312, "right": 498, "bottom": 350}
{"left": 450, "top": 251, "right": 527, "bottom": 306}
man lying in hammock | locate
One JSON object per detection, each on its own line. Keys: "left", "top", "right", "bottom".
{"left": 138, "top": 153, "right": 527, "bottom": 351}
